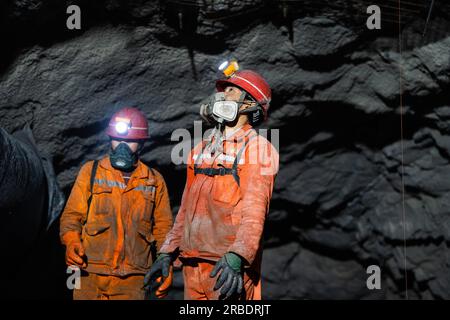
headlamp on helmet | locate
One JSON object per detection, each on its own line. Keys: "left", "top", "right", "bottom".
{"left": 114, "top": 117, "right": 132, "bottom": 136}
{"left": 218, "top": 60, "right": 240, "bottom": 78}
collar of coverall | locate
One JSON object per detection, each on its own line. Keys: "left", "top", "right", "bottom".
{"left": 99, "top": 156, "right": 151, "bottom": 180}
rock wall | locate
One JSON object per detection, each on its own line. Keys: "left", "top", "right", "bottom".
{"left": 1, "top": 0, "right": 450, "bottom": 299}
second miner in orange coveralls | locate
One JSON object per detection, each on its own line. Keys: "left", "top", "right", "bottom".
{"left": 60, "top": 107, "right": 173, "bottom": 300}
{"left": 146, "top": 67, "right": 279, "bottom": 300}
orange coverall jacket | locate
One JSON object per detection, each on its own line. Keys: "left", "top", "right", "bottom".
{"left": 160, "top": 124, "right": 279, "bottom": 271}
{"left": 60, "top": 156, "right": 173, "bottom": 276}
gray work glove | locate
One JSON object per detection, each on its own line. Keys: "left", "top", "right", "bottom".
{"left": 210, "top": 252, "right": 244, "bottom": 299}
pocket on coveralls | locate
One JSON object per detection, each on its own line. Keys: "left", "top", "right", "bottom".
{"left": 211, "top": 174, "right": 242, "bottom": 227}
{"left": 212, "top": 174, "right": 241, "bottom": 206}
{"left": 83, "top": 222, "right": 111, "bottom": 264}
{"left": 135, "top": 221, "right": 156, "bottom": 269}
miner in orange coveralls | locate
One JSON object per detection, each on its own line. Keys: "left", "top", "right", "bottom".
{"left": 60, "top": 107, "right": 174, "bottom": 300}
{"left": 144, "top": 62, "right": 279, "bottom": 300}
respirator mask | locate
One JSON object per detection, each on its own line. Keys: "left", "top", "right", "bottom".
{"left": 110, "top": 142, "right": 138, "bottom": 172}
{"left": 200, "top": 91, "right": 250, "bottom": 124}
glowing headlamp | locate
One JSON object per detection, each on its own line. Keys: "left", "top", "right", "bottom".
{"left": 114, "top": 117, "right": 131, "bottom": 135}
{"left": 219, "top": 60, "right": 239, "bottom": 77}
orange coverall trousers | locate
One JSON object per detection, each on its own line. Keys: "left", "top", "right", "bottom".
{"left": 73, "top": 272, "right": 146, "bottom": 300}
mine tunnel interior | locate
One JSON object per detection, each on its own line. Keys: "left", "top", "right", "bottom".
{"left": 0, "top": 0, "right": 450, "bottom": 299}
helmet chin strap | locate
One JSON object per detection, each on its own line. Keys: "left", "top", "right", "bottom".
{"left": 236, "top": 91, "right": 248, "bottom": 110}
{"left": 236, "top": 91, "right": 259, "bottom": 114}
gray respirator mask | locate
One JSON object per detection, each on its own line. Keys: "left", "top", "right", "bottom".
{"left": 200, "top": 92, "right": 262, "bottom": 125}
{"left": 200, "top": 92, "right": 246, "bottom": 124}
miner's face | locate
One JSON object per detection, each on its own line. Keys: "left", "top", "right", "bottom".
{"left": 223, "top": 85, "right": 243, "bottom": 102}
{"left": 111, "top": 140, "right": 139, "bottom": 153}
{"left": 223, "top": 85, "right": 255, "bottom": 111}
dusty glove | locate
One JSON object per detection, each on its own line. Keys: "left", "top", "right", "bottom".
{"left": 153, "top": 265, "right": 174, "bottom": 298}
{"left": 143, "top": 253, "right": 173, "bottom": 298}
{"left": 62, "top": 231, "right": 87, "bottom": 268}
{"left": 210, "top": 252, "right": 244, "bottom": 299}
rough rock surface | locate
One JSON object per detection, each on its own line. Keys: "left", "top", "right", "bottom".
{"left": 1, "top": 0, "right": 450, "bottom": 299}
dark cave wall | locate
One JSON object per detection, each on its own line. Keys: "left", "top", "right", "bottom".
{"left": 1, "top": 0, "right": 450, "bottom": 299}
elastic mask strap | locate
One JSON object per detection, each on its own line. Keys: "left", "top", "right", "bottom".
{"left": 239, "top": 104, "right": 261, "bottom": 114}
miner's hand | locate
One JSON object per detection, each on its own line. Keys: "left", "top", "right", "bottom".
{"left": 154, "top": 265, "right": 174, "bottom": 298}
{"left": 210, "top": 252, "right": 244, "bottom": 299}
{"left": 143, "top": 253, "right": 172, "bottom": 297}
{"left": 66, "top": 241, "right": 87, "bottom": 268}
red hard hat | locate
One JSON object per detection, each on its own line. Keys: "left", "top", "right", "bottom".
{"left": 106, "top": 107, "right": 149, "bottom": 140}
{"left": 216, "top": 70, "right": 272, "bottom": 119}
